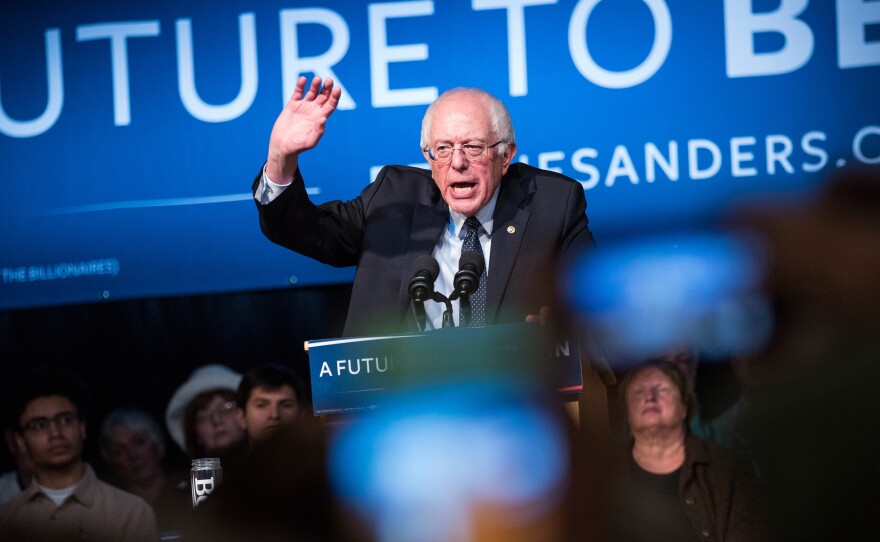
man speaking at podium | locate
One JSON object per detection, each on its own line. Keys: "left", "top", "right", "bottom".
{"left": 253, "top": 76, "right": 595, "bottom": 337}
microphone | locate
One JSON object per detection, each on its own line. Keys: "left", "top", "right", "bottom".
{"left": 408, "top": 255, "right": 440, "bottom": 302}
{"left": 454, "top": 251, "right": 484, "bottom": 297}
{"left": 454, "top": 251, "right": 484, "bottom": 328}
{"left": 408, "top": 255, "right": 440, "bottom": 331}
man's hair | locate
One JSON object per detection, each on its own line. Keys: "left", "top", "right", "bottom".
{"left": 99, "top": 408, "right": 165, "bottom": 461}
{"left": 3, "top": 366, "right": 91, "bottom": 432}
{"left": 617, "top": 359, "right": 697, "bottom": 432}
{"left": 237, "top": 364, "right": 306, "bottom": 410}
{"left": 420, "top": 88, "right": 516, "bottom": 156}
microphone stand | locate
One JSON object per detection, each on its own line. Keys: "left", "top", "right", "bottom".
{"left": 432, "top": 291, "right": 455, "bottom": 328}
{"left": 412, "top": 299, "right": 427, "bottom": 331}
{"left": 449, "top": 290, "right": 471, "bottom": 327}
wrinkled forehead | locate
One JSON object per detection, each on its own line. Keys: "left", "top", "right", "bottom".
{"left": 428, "top": 94, "right": 493, "bottom": 141}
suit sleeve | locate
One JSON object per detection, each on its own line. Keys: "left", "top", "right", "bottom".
{"left": 253, "top": 165, "right": 386, "bottom": 268}
{"left": 560, "top": 180, "right": 597, "bottom": 259}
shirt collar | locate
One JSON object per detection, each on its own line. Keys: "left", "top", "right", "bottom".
{"left": 71, "top": 464, "right": 98, "bottom": 507}
{"left": 448, "top": 188, "right": 500, "bottom": 239}
{"left": 22, "top": 463, "right": 97, "bottom": 507}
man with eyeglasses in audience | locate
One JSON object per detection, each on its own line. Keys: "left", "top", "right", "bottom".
{"left": 253, "top": 76, "right": 596, "bottom": 336}
{"left": 0, "top": 367, "right": 159, "bottom": 542}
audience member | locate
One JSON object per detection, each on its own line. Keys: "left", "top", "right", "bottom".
{"left": 0, "top": 367, "right": 159, "bottom": 542}
{"left": 641, "top": 349, "right": 748, "bottom": 454}
{"left": 177, "top": 366, "right": 334, "bottom": 540}
{"left": 99, "top": 409, "right": 190, "bottom": 536}
{"left": 0, "top": 428, "right": 35, "bottom": 507}
{"left": 608, "top": 360, "right": 769, "bottom": 541}
{"left": 635, "top": 349, "right": 711, "bottom": 439}
{"left": 236, "top": 364, "right": 307, "bottom": 444}
{"left": 165, "top": 365, "right": 245, "bottom": 460}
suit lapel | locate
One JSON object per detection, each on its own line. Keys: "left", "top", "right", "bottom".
{"left": 486, "top": 171, "right": 532, "bottom": 323}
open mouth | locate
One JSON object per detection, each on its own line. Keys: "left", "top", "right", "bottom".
{"left": 450, "top": 182, "right": 476, "bottom": 197}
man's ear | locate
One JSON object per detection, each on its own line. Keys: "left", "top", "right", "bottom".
{"left": 4, "top": 429, "right": 18, "bottom": 454}
{"left": 501, "top": 142, "right": 517, "bottom": 175}
{"left": 14, "top": 432, "right": 27, "bottom": 455}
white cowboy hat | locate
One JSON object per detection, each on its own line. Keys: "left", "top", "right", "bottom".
{"left": 165, "top": 364, "right": 242, "bottom": 452}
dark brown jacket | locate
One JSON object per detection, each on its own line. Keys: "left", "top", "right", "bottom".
{"left": 605, "top": 435, "right": 771, "bottom": 541}
{"left": 677, "top": 435, "right": 771, "bottom": 541}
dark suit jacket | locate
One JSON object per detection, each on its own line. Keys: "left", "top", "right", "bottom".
{"left": 254, "top": 162, "right": 595, "bottom": 336}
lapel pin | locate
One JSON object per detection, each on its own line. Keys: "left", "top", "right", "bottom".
{"left": 507, "top": 225, "right": 516, "bottom": 234}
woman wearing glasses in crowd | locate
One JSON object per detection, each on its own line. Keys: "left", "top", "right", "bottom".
{"left": 165, "top": 365, "right": 245, "bottom": 461}
{"left": 609, "top": 360, "right": 770, "bottom": 541}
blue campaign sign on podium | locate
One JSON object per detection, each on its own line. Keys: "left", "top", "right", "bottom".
{"left": 306, "top": 324, "right": 581, "bottom": 415}
{"left": 2, "top": 1, "right": 878, "bottom": 310}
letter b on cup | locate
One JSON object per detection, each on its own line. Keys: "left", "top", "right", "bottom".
{"left": 191, "top": 458, "right": 223, "bottom": 507}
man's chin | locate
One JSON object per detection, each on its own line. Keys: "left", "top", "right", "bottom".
{"left": 44, "top": 455, "right": 80, "bottom": 471}
{"left": 447, "top": 198, "right": 481, "bottom": 216}
{"left": 255, "top": 425, "right": 280, "bottom": 441}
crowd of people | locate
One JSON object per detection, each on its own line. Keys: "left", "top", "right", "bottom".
{"left": 0, "top": 363, "right": 312, "bottom": 541}
{"left": 1, "top": 75, "right": 877, "bottom": 541}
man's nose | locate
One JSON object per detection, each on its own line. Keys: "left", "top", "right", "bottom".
{"left": 449, "top": 147, "right": 468, "bottom": 170}
{"left": 46, "top": 421, "right": 64, "bottom": 438}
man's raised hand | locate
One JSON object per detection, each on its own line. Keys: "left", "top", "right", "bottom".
{"left": 266, "top": 76, "right": 342, "bottom": 184}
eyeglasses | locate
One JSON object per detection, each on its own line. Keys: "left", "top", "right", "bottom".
{"left": 21, "top": 411, "right": 79, "bottom": 434}
{"left": 426, "top": 141, "right": 503, "bottom": 162}
{"left": 196, "top": 401, "right": 238, "bottom": 424}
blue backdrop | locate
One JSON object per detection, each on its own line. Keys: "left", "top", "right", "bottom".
{"left": 2, "top": 0, "right": 878, "bottom": 310}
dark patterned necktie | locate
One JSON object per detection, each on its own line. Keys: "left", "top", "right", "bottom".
{"left": 462, "top": 216, "right": 487, "bottom": 327}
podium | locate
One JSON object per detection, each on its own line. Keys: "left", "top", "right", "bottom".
{"left": 305, "top": 323, "right": 583, "bottom": 416}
